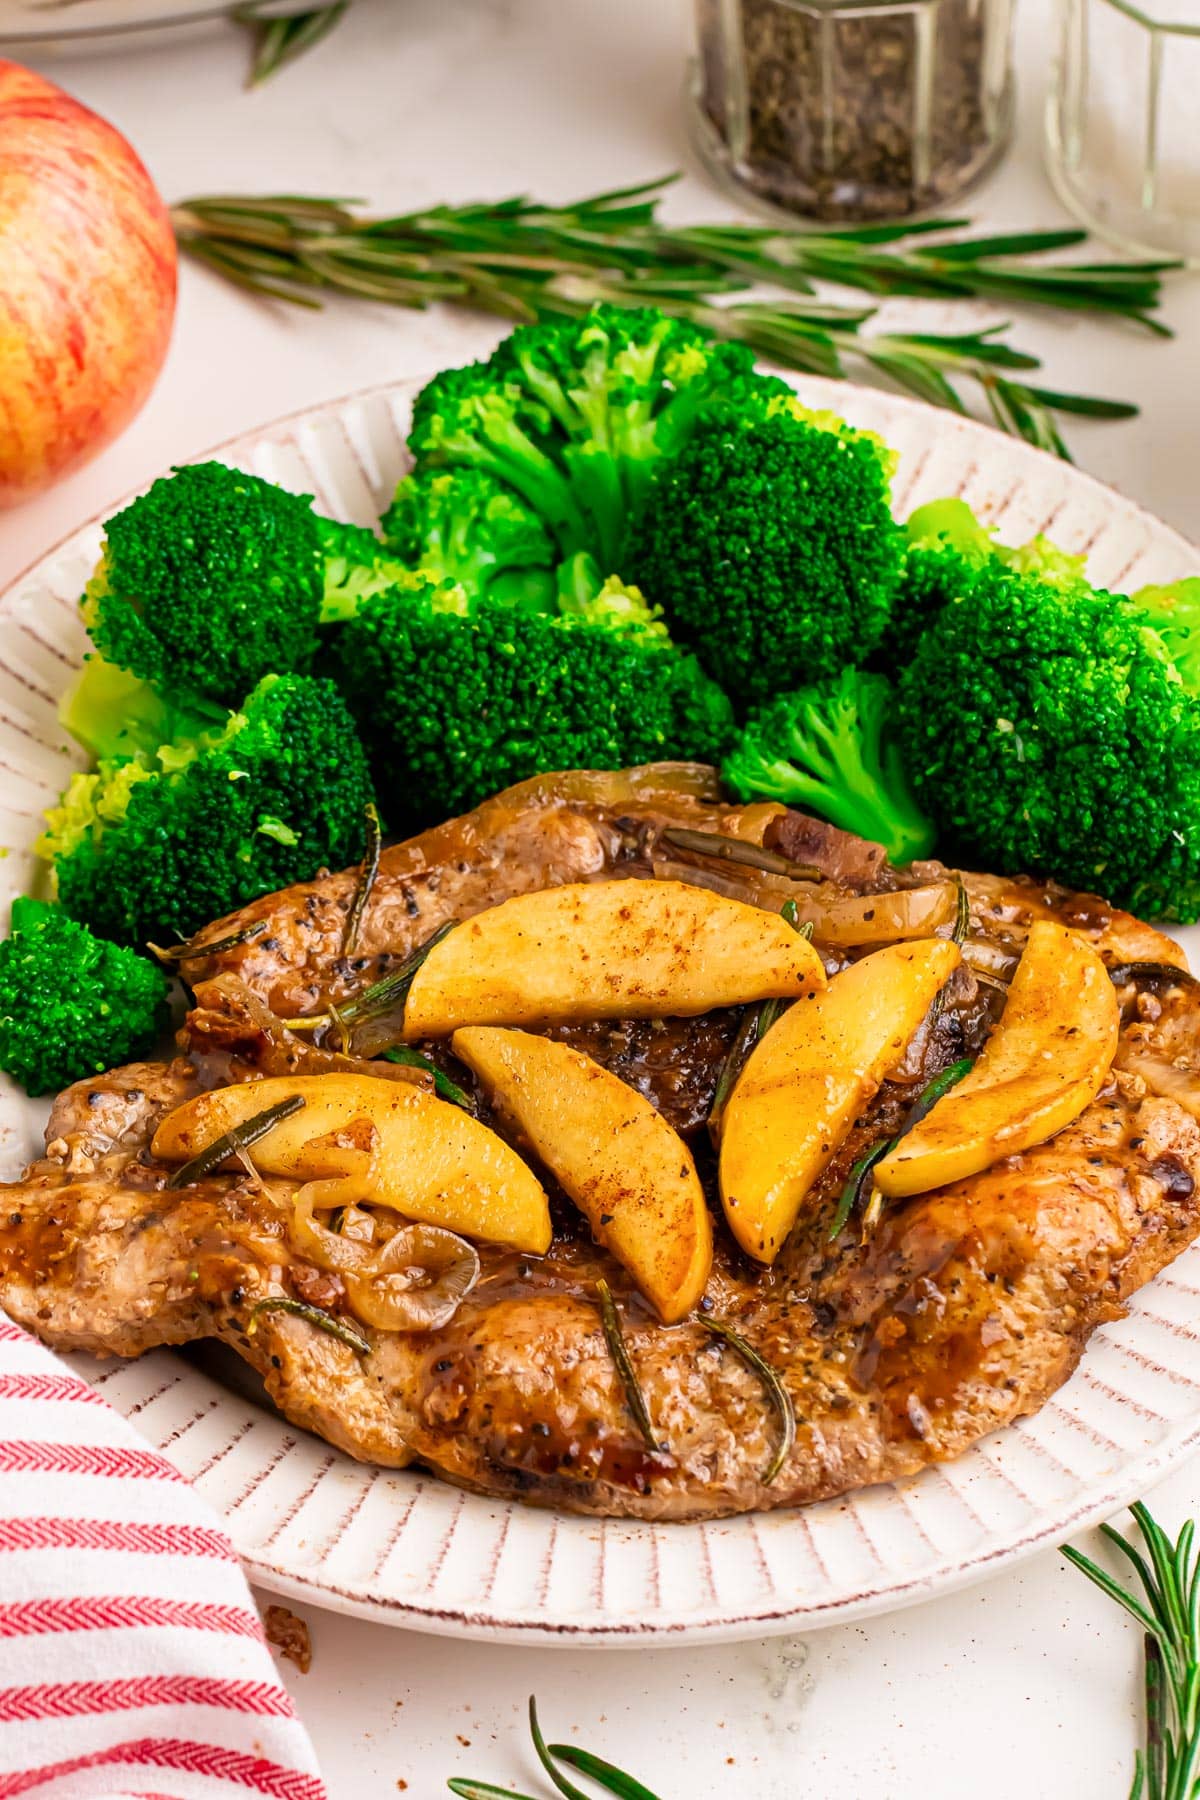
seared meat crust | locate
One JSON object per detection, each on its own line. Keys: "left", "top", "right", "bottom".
{"left": 2, "top": 766, "right": 1198, "bottom": 1521}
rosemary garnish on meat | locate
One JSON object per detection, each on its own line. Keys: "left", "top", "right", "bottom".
{"left": 703, "top": 1318, "right": 796, "bottom": 1485}
{"left": 830, "top": 1056, "right": 974, "bottom": 1241}
{"left": 284, "top": 920, "right": 458, "bottom": 1035}
{"left": 710, "top": 900, "right": 814, "bottom": 1142}
{"left": 342, "top": 801, "right": 382, "bottom": 955}
{"left": 1063, "top": 1503, "right": 1200, "bottom": 1800}
{"left": 148, "top": 918, "right": 268, "bottom": 964}
{"left": 659, "top": 826, "right": 821, "bottom": 883}
{"left": 169, "top": 178, "right": 1170, "bottom": 458}
{"left": 382, "top": 1046, "right": 474, "bottom": 1111}
{"left": 596, "top": 1279, "right": 661, "bottom": 1454}
{"left": 249, "top": 1295, "right": 369, "bottom": 1357}
{"left": 168, "top": 1094, "right": 306, "bottom": 1187}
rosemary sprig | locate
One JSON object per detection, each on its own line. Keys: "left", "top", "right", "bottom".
{"left": 167, "top": 1094, "right": 305, "bottom": 1187}
{"left": 249, "top": 1295, "right": 369, "bottom": 1356}
{"left": 659, "top": 825, "right": 821, "bottom": 882}
{"left": 284, "top": 919, "right": 457, "bottom": 1035}
{"left": 382, "top": 1045, "right": 474, "bottom": 1111}
{"left": 449, "top": 1698, "right": 663, "bottom": 1800}
{"left": 703, "top": 1318, "right": 796, "bottom": 1484}
{"left": 148, "top": 919, "right": 268, "bottom": 964}
{"left": 234, "top": 1, "right": 349, "bottom": 87}
{"left": 1063, "top": 1502, "right": 1200, "bottom": 1800}
{"left": 342, "top": 800, "right": 382, "bottom": 955}
{"left": 595, "top": 1279, "right": 660, "bottom": 1455}
{"left": 829, "top": 1055, "right": 973, "bottom": 1241}
{"left": 169, "top": 177, "right": 1171, "bottom": 458}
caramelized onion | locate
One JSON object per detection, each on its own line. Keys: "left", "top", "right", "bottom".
{"left": 1120, "top": 1052, "right": 1200, "bottom": 1121}
{"left": 792, "top": 883, "right": 958, "bottom": 949}
{"left": 344, "top": 1225, "right": 480, "bottom": 1332}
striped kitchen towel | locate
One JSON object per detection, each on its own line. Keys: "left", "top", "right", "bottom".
{"left": 0, "top": 1315, "right": 326, "bottom": 1798}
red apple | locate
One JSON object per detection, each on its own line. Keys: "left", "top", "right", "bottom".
{"left": 0, "top": 60, "right": 177, "bottom": 507}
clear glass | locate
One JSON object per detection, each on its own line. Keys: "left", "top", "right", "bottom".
{"left": 691, "top": 0, "right": 1015, "bottom": 223}
{"left": 1046, "top": 0, "right": 1200, "bottom": 264}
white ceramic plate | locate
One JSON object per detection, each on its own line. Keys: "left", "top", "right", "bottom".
{"left": 0, "top": 0, "right": 309, "bottom": 45}
{"left": 3, "top": 372, "right": 1200, "bottom": 1646}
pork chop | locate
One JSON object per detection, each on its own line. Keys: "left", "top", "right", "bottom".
{"left": 1, "top": 766, "right": 1198, "bottom": 1520}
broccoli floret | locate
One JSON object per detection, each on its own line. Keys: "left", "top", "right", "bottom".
{"left": 893, "top": 567, "right": 1200, "bottom": 919}
{"left": 1131, "top": 577, "right": 1200, "bottom": 688}
{"left": 84, "top": 463, "right": 413, "bottom": 711}
{"left": 409, "top": 305, "right": 787, "bottom": 570}
{"left": 554, "top": 551, "right": 669, "bottom": 642}
{"left": 59, "top": 652, "right": 221, "bottom": 763}
{"left": 328, "top": 586, "right": 734, "bottom": 823}
{"left": 0, "top": 897, "right": 169, "bottom": 1096}
{"left": 379, "top": 467, "right": 557, "bottom": 612}
{"left": 884, "top": 499, "right": 1091, "bottom": 664}
{"left": 40, "top": 673, "right": 375, "bottom": 947}
{"left": 625, "top": 400, "right": 904, "bottom": 705}
{"left": 722, "top": 668, "right": 935, "bottom": 864}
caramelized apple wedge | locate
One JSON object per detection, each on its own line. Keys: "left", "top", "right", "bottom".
{"left": 402, "top": 879, "right": 824, "bottom": 1039}
{"left": 152, "top": 1073, "right": 551, "bottom": 1254}
{"left": 874, "top": 919, "right": 1119, "bottom": 1199}
{"left": 453, "top": 1025, "right": 712, "bottom": 1323}
{"left": 719, "top": 938, "right": 961, "bottom": 1263}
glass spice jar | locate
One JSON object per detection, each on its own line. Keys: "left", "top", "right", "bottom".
{"left": 691, "top": 0, "right": 1016, "bottom": 223}
{"left": 1046, "top": 0, "right": 1200, "bottom": 265}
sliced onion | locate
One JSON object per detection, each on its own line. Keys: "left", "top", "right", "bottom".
{"left": 793, "top": 883, "right": 958, "bottom": 948}
{"left": 1120, "top": 1051, "right": 1200, "bottom": 1121}
{"left": 344, "top": 1224, "right": 480, "bottom": 1332}
{"left": 289, "top": 1179, "right": 377, "bottom": 1275}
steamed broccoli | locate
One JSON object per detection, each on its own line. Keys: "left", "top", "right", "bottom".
{"left": 722, "top": 667, "right": 935, "bottom": 865}
{"left": 1131, "top": 577, "right": 1200, "bottom": 687}
{"left": 409, "top": 305, "right": 787, "bottom": 570}
{"left": 84, "top": 463, "right": 412, "bottom": 711}
{"left": 328, "top": 582, "right": 734, "bottom": 823}
{"left": 379, "top": 467, "right": 557, "bottom": 611}
{"left": 40, "top": 673, "right": 375, "bottom": 946}
{"left": 0, "top": 897, "right": 169, "bottom": 1096}
{"left": 883, "top": 498, "right": 1090, "bottom": 663}
{"left": 625, "top": 399, "right": 904, "bottom": 705}
{"left": 894, "top": 566, "right": 1200, "bottom": 919}
{"left": 59, "top": 652, "right": 220, "bottom": 764}
{"left": 554, "top": 551, "right": 668, "bottom": 641}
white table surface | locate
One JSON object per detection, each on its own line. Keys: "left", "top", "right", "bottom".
{"left": 3, "top": 1, "right": 1200, "bottom": 1792}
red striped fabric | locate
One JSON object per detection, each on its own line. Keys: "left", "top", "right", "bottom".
{"left": 0, "top": 1319, "right": 326, "bottom": 1797}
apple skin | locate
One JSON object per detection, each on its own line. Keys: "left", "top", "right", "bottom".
{"left": 0, "top": 60, "right": 177, "bottom": 507}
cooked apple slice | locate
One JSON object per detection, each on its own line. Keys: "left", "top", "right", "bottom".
{"left": 719, "top": 938, "right": 961, "bottom": 1263}
{"left": 874, "top": 919, "right": 1119, "bottom": 1199}
{"left": 402, "top": 879, "right": 825, "bottom": 1039}
{"left": 152, "top": 1073, "right": 551, "bottom": 1254}
{"left": 453, "top": 1025, "right": 712, "bottom": 1323}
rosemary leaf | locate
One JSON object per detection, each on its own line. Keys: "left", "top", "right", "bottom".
{"left": 382, "top": 1045, "right": 474, "bottom": 1111}
{"left": 596, "top": 1279, "right": 660, "bottom": 1454}
{"left": 343, "top": 800, "right": 382, "bottom": 954}
{"left": 708, "top": 1006, "right": 762, "bottom": 1144}
{"left": 660, "top": 824, "right": 821, "bottom": 880}
{"left": 148, "top": 919, "right": 268, "bottom": 963}
{"left": 528, "top": 1698, "right": 595, "bottom": 1800}
{"left": 285, "top": 919, "right": 458, "bottom": 1035}
{"left": 249, "top": 1295, "right": 369, "bottom": 1356}
{"left": 703, "top": 1318, "right": 796, "bottom": 1485}
{"left": 829, "top": 1138, "right": 891, "bottom": 1242}
{"left": 448, "top": 1784, "right": 541, "bottom": 1800}
{"left": 549, "top": 1743, "right": 664, "bottom": 1800}
{"left": 168, "top": 1094, "right": 305, "bottom": 1187}
{"left": 236, "top": 0, "right": 349, "bottom": 88}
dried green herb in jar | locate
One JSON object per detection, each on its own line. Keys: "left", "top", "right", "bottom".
{"left": 693, "top": 0, "right": 1014, "bottom": 223}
